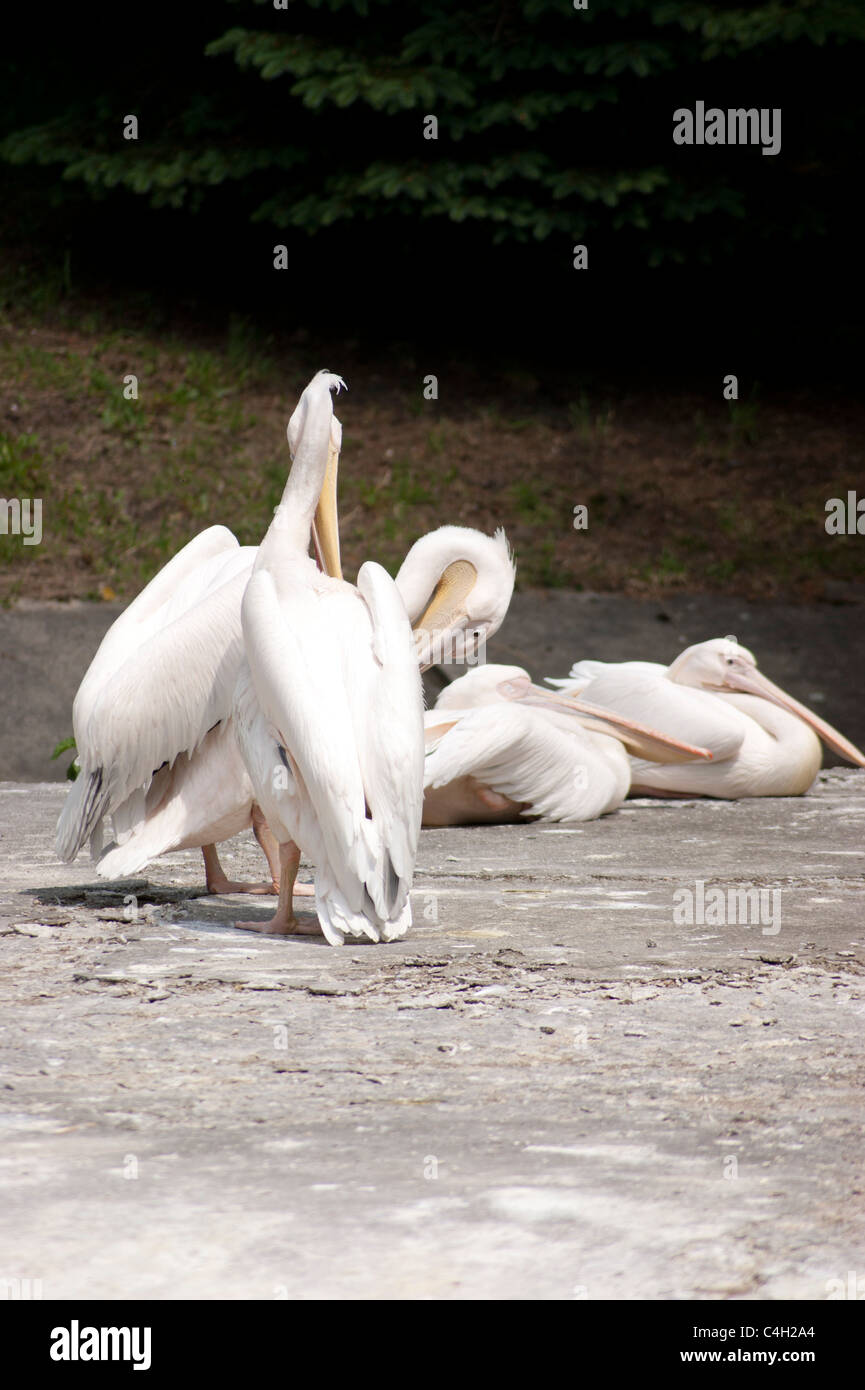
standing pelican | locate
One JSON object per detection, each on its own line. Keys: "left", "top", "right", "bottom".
{"left": 422, "top": 664, "right": 714, "bottom": 825}
{"left": 548, "top": 637, "right": 865, "bottom": 798}
{"left": 232, "top": 370, "right": 424, "bottom": 944}
{"left": 56, "top": 393, "right": 515, "bottom": 893}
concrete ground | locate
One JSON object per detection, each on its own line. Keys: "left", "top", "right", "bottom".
{"left": 1, "top": 772, "right": 864, "bottom": 1300}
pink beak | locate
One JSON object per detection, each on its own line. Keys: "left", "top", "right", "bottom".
{"left": 723, "top": 667, "right": 865, "bottom": 768}
{"left": 498, "top": 676, "right": 714, "bottom": 764}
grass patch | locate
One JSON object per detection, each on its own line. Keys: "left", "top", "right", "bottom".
{"left": 1, "top": 259, "right": 864, "bottom": 603}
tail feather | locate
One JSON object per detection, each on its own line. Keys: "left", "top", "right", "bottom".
{"left": 315, "top": 882, "right": 379, "bottom": 947}
{"left": 314, "top": 871, "right": 412, "bottom": 946}
{"left": 381, "top": 897, "right": 412, "bottom": 942}
{"left": 95, "top": 838, "right": 153, "bottom": 880}
{"left": 383, "top": 851, "right": 400, "bottom": 917}
{"left": 55, "top": 769, "right": 109, "bottom": 862}
{"left": 354, "top": 823, "right": 410, "bottom": 925}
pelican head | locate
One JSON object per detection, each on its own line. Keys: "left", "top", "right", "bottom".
{"left": 286, "top": 371, "right": 346, "bottom": 458}
{"left": 282, "top": 371, "right": 347, "bottom": 582}
{"left": 668, "top": 637, "right": 865, "bottom": 767}
{"left": 666, "top": 637, "right": 760, "bottom": 690}
{"left": 397, "top": 526, "right": 516, "bottom": 670}
{"left": 435, "top": 664, "right": 529, "bottom": 711}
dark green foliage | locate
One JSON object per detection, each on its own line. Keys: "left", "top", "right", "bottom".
{"left": 51, "top": 737, "right": 79, "bottom": 781}
{"left": 1, "top": 0, "right": 862, "bottom": 263}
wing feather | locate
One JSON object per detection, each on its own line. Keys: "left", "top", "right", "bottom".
{"left": 577, "top": 669, "right": 747, "bottom": 762}
{"left": 56, "top": 528, "right": 254, "bottom": 860}
{"left": 241, "top": 568, "right": 376, "bottom": 916}
{"left": 354, "top": 561, "right": 424, "bottom": 901}
{"left": 240, "top": 560, "right": 423, "bottom": 940}
{"left": 424, "top": 705, "right": 628, "bottom": 821}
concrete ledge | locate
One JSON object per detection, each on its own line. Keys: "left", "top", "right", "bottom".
{"left": 3, "top": 590, "right": 864, "bottom": 779}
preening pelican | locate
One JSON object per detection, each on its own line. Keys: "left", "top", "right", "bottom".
{"left": 548, "top": 637, "right": 865, "bottom": 798}
{"left": 231, "top": 369, "right": 426, "bottom": 944}
{"left": 396, "top": 526, "right": 514, "bottom": 669}
{"left": 422, "top": 664, "right": 714, "bottom": 825}
{"left": 56, "top": 389, "right": 515, "bottom": 896}
{"left": 299, "top": 394, "right": 516, "bottom": 666}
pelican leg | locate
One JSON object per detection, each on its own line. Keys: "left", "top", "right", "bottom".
{"left": 251, "top": 804, "right": 314, "bottom": 898}
{"left": 201, "top": 842, "right": 277, "bottom": 896}
{"left": 234, "top": 840, "right": 322, "bottom": 935}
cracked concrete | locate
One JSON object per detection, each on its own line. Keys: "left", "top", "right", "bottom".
{"left": 1, "top": 771, "right": 864, "bottom": 1299}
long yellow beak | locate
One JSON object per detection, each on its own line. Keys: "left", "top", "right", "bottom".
{"left": 311, "top": 418, "right": 343, "bottom": 581}
{"left": 498, "top": 676, "right": 714, "bottom": 764}
{"left": 411, "top": 559, "right": 479, "bottom": 669}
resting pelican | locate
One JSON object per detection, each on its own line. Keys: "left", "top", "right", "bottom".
{"left": 548, "top": 637, "right": 865, "bottom": 798}
{"left": 422, "top": 664, "right": 714, "bottom": 825}
{"left": 231, "top": 370, "right": 425, "bottom": 944}
{"left": 56, "top": 394, "right": 515, "bottom": 893}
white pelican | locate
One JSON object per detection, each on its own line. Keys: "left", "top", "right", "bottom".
{"left": 548, "top": 637, "right": 865, "bottom": 798}
{"left": 422, "top": 664, "right": 714, "bottom": 825}
{"left": 230, "top": 369, "right": 426, "bottom": 944}
{"left": 396, "top": 525, "right": 514, "bottom": 670}
{"left": 56, "top": 392, "right": 515, "bottom": 895}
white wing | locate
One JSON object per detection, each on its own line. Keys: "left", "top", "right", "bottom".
{"left": 352, "top": 561, "right": 426, "bottom": 909}
{"left": 239, "top": 559, "right": 424, "bottom": 944}
{"left": 546, "top": 659, "right": 668, "bottom": 695}
{"left": 56, "top": 526, "right": 255, "bottom": 860}
{"left": 576, "top": 668, "right": 747, "bottom": 763}
{"left": 424, "top": 705, "right": 629, "bottom": 821}
{"left": 94, "top": 722, "right": 255, "bottom": 877}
